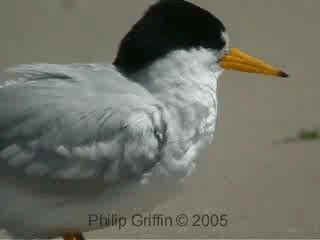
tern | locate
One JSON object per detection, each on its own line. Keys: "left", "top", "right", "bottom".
{"left": 0, "top": 0, "right": 288, "bottom": 239}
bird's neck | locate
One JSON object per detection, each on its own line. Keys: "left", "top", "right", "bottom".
{"left": 130, "top": 47, "right": 221, "bottom": 114}
{"left": 128, "top": 48, "right": 222, "bottom": 177}
{"left": 131, "top": 47, "right": 221, "bottom": 138}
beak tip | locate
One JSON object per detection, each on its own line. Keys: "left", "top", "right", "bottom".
{"left": 279, "top": 71, "right": 289, "bottom": 78}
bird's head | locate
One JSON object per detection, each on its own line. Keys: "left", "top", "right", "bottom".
{"left": 114, "top": 0, "right": 288, "bottom": 78}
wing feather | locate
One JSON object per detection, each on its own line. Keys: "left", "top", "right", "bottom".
{"left": 0, "top": 64, "right": 167, "bottom": 183}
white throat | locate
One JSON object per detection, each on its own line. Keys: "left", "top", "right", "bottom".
{"left": 131, "top": 48, "right": 222, "bottom": 132}
{"left": 131, "top": 47, "right": 223, "bottom": 97}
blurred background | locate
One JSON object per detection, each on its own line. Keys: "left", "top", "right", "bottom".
{"left": 0, "top": 0, "right": 320, "bottom": 238}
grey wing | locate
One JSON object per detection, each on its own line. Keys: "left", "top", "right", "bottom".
{"left": 0, "top": 64, "right": 167, "bottom": 183}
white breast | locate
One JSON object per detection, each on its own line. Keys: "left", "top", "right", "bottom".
{"left": 131, "top": 47, "right": 222, "bottom": 179}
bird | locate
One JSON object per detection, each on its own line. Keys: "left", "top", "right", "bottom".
{"left": 0, "top": 0, "right": 288, "bottom": 239}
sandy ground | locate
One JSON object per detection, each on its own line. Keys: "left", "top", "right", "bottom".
{"left": 0, "top": 0, "right": 320, "bottom": 238}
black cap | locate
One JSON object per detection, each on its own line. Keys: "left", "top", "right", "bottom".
{"left": 114, "top": 0, "right": 226, "bottom": 75}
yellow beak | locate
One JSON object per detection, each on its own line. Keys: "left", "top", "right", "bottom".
{"left": 219, "top": 48, "right": 288, "bottom": 78}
